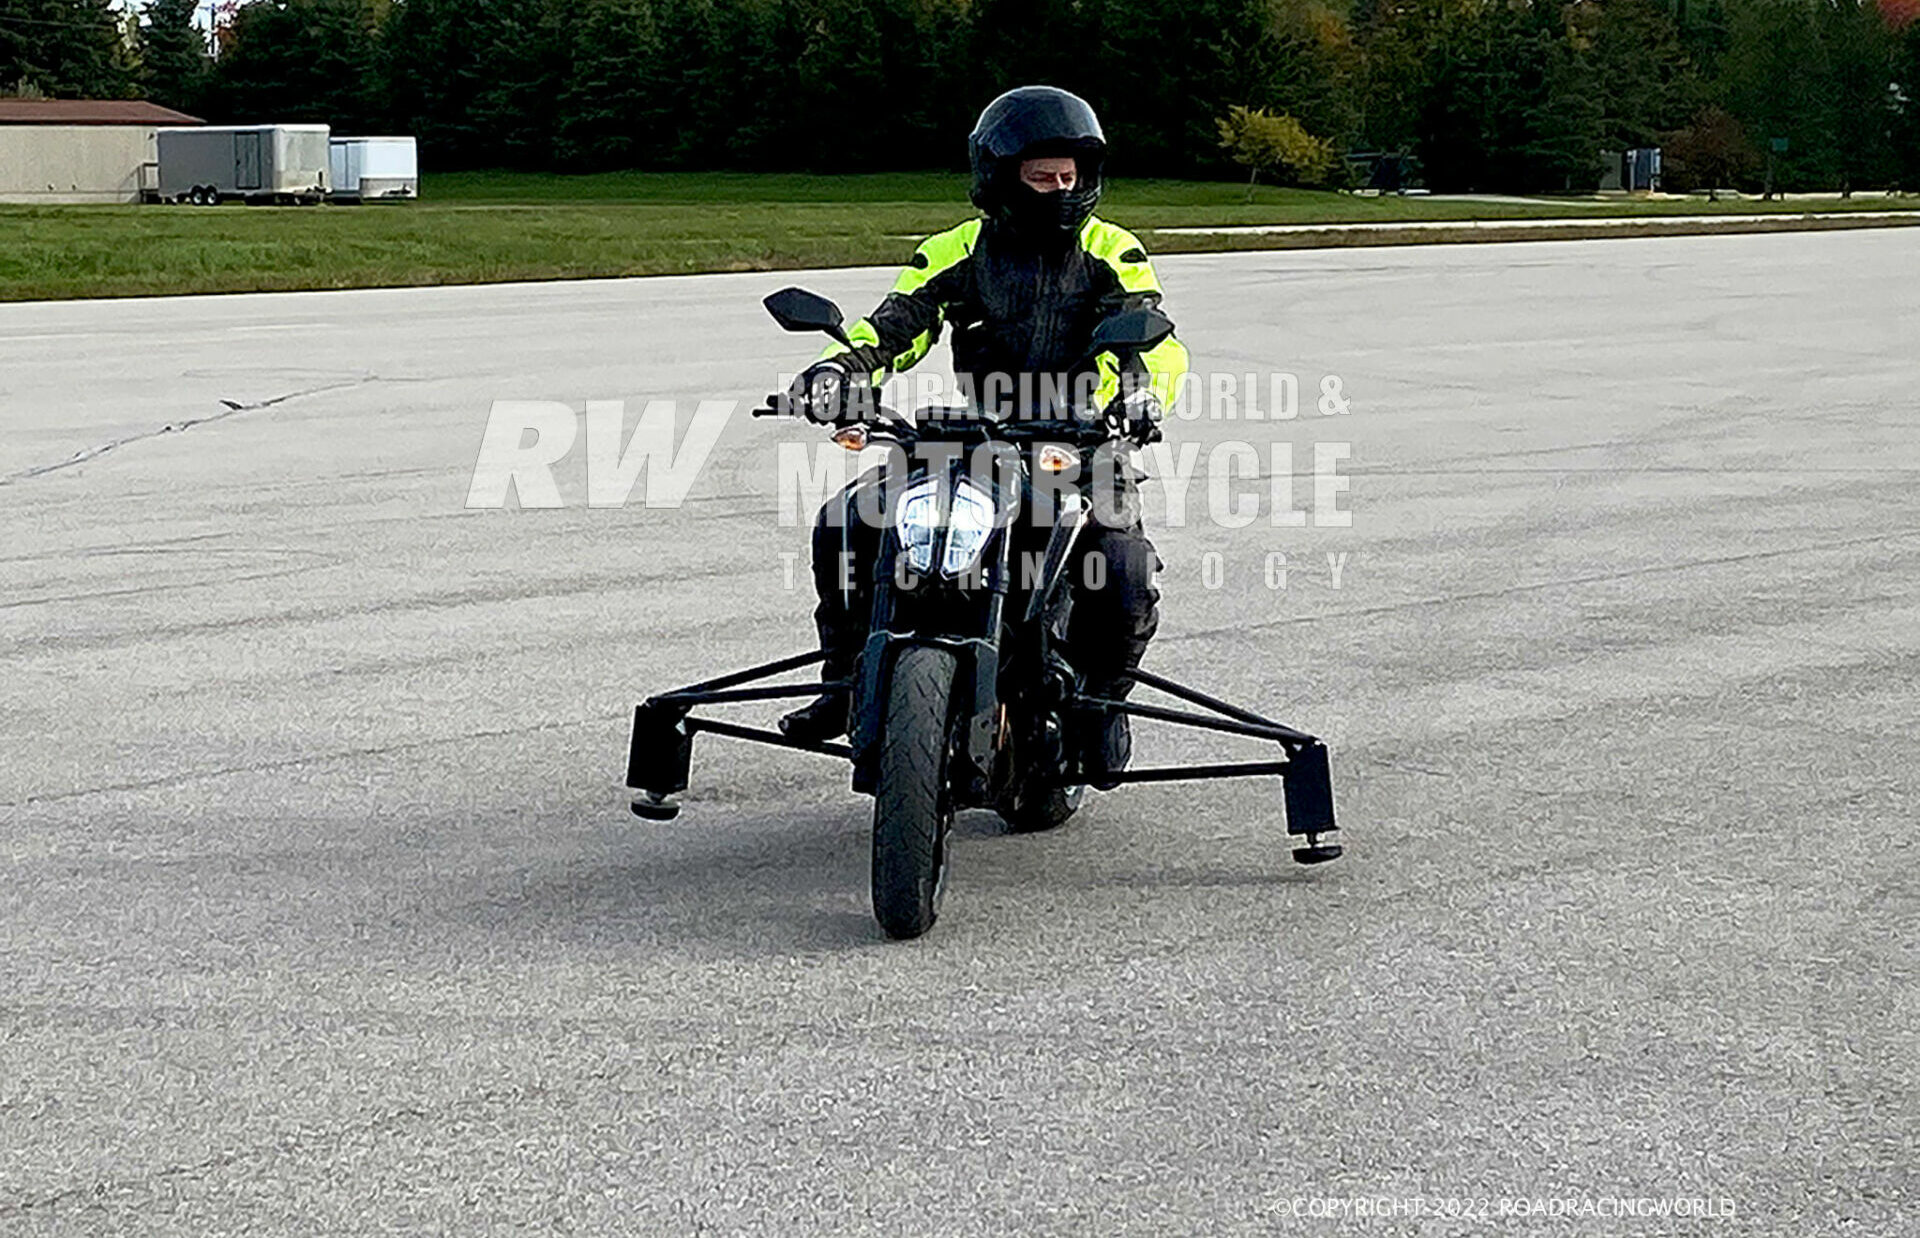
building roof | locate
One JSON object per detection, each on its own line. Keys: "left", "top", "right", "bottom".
{"left": 0, "top": 99, "right": 204, "bottom": 126}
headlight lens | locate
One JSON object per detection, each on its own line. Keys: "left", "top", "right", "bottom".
{"left": 894, "top": 478, "right": 997, "bottom": 577}
{"left": 940, "top": 480, "right": 997, "bottom": 576}
{"left": 896, "top": 485, "right": 940, "bottom": 574}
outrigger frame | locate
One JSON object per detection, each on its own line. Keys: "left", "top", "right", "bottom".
{"left": 626, "top": 652, "right": 1341, "bottom": 864}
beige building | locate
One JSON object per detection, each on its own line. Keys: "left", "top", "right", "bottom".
{"left": 0, "top": 99, "right": 204, "bottom": 204}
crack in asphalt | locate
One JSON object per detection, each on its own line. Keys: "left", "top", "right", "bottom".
{"left": 0, "top": 562, "right": 335, "bottom": 614}
{"left": 0, "top": 376, "right": 376, "bottom": 486}
{"left": 1166, "top": 526, "right": 1920, "bottom": 643}
{"left": 4, "top": 713, "right": 613, "bottom": 810}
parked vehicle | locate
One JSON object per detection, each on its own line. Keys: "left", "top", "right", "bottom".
{"left": 156, "top": 125, "right": 330, "bottom": 205}
{"left": 328, "top": 137, "right": 418, "bottom": 203}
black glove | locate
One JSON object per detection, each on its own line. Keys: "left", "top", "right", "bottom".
{"left": 776, "top": 345, "right": 890, "bottom": 424}
{"left": 1104, "top": 386, "right": 1164, "bottom": 445}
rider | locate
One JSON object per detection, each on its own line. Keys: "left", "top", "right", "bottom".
{"left": 777, "top": 85, "right": 1190, "bottom": 787}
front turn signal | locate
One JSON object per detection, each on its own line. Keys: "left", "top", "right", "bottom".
{"left": 1036, "top": 443, "right": 1081, "bottom": 474}
{"left": 831, "top": 424, "right": 869, "bottom": 452}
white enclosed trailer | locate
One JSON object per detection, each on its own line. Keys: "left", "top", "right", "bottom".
{"left": 156, "top": 124, "right": 330, "bottom": 204}
{"left": 328, "top": 136, "right": 418, "bottom": 202}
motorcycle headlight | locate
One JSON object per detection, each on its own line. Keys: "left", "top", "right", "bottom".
{"left": 939, "top": 480, "right": 997, "bottom": 577}
{"left": 896, "top": 484, "right": 940, "bottom": 574}
{"left": 894, "top": 478, "right": 998, "bottom": 578}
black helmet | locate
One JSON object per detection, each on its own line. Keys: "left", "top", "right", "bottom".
{"left": 969, "top": 85, "right": 1106, "bottom": 239}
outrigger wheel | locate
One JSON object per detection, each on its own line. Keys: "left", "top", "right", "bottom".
{"left": 630, "top": 792, "right": 681, "bottom": 821}
{"left": 1283, "top": 740, "right": 1341, "bottom": 864}
{"left": 1293, "top": 834, "right": 1343, "bottom": 864}
{"left": 627, "top": 699, "right": 695, "bottom": 822}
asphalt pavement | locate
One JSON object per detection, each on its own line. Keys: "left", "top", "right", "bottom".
{"left": 2, "top": 230, "right": 1915, "bottom": 1233}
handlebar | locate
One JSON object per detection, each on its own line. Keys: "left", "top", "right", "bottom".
{"left": 752, "top": 400, "right": 1132, "bottom": 446}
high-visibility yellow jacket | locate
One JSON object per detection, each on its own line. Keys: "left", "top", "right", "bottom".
{"left": 823, "top": 214, "right": 1189, "bottom": 418}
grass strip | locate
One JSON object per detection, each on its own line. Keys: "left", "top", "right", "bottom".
{"left": 4, "top": 172, "right": 1915, "bottom": 302}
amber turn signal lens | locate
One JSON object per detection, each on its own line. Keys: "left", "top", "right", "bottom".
{"left": 831, "top": 424, "right": 869, "bottom": 452}
{"left": 1036, "top": 443, "right": 1081, "bottom": 473}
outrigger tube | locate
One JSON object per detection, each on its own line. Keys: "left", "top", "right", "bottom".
{"left": 626, "top": 650, "right": 850, "bottom": 822}
{"left": 625, "top": 653, "right": 1340, "bottom": 864}
{"left": 1075, "top": 668, "right": 1341, "bottom": 864}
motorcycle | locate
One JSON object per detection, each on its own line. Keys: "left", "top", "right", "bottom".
{"left": 625, "top": 288, "right": 1341, "bottom": 939}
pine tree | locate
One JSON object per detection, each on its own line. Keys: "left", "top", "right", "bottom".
{"left": 555, "top": 0, "right": 667, "bottom": 169}
{"left": 140, "top": 0, "right": 211, "bottom": 114}
{"left": 1719, "top": 0, "right": 1830, "bottom": 191}
{"left": 1583, "top": 0, "right": 1698, "bottom": 151}
{"left": 1894, "top": 21, "right": 1920, "bottom": 190}
{"left": 1, "top": 0, "right": 141, "bottom": 98}
{"left": 206, "top": 0, "right": 384, "bottom": 131}
{"left": 1816, "top": 0, "right": 1894, "bottom": 194}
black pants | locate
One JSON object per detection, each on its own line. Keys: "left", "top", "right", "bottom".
{"left": 806, "top": 473, "right": 1159, "bottom": 690}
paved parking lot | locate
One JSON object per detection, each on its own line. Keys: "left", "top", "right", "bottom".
{"left": 3, "top": 230, "right": 1914, "bottom": 1232}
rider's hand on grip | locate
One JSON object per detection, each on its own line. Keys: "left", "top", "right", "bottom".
{"left": 784, "top": 362, "right": 835, "bottom": 424}
{"left": 787, "top": 360, "right": 851, "bottom": 424}
{"left": 788, "top": 346, "right": 888, "bottom": 425}
{"left": 1105, "top": 386, "right": 1164, "bottom": 446}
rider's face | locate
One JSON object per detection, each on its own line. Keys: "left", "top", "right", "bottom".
{"left": 1019, "top": 157, "right": 1079, "bottom": 193}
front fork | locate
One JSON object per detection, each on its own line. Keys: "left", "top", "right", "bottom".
{"left": 848, "top": 518, "right": 1012, "bottom": 799}
{"left": 848, "top": 612, "right": 1005, "bottom": 799}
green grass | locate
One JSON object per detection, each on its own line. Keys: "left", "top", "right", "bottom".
{"left": 425, "top": 168, "right": 973, "bottom": 203}
{"left": 4, "top": 170, "right": 1916, "bottom": 301}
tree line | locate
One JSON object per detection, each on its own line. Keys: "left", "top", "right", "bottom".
{"left": 6, "top": 0, "right": 1920, "bottom": 193}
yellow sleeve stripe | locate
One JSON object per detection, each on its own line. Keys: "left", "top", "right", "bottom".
{"left": 1081, "top": 216, "right": 1161, "bottom": 295}
{"left": 895, "top": 218, "right": 981, "bottom": 296}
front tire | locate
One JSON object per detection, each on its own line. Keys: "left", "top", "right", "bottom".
{"left": 872, "top": 645, "right": 959, "bottom": 939}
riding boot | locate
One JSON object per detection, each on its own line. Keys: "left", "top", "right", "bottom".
{"left": 779, "top": 645, "right": 855, "bottom": 742}
{"left": 782, "top": 473, "right": 881, "bottom": 742}
{"left": 1075, "top": 675, "right": 1128, "bottom": 783}
{"left": 1068, "top": 522, "right": 1160, "bottom": 789}
{"left": 780, "top": 520, "right": 865, "bottom": 742}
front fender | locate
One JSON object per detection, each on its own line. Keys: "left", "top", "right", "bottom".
{"left": 850, "top": 632, "right": 1000, "bottom": 795}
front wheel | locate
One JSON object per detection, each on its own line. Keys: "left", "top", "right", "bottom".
{"left": 872, "top": 645, "right": 959, "bottom": 939}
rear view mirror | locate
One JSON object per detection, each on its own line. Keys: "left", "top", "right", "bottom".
{"left": 763, "top": 287, "right": 850, "bottom": 345}
{"left": 1087, "top": 307, "right": 1175, "bottom": 356}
